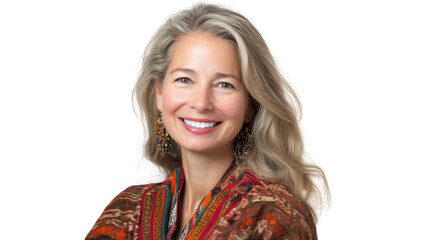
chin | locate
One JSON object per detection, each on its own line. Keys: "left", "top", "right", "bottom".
{"left": 181, "top": 145, "right": 213, "bottom": 153}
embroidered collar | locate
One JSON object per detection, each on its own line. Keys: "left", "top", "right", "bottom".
{"left": 138, "top": 163, "right": 258, "bottom": 240}
{"left": 167, "top": 163, "right": 238, "bottom": 239}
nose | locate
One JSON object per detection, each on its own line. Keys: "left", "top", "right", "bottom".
{"left": 190, "top": 84, "right": 214, "bottom": 112}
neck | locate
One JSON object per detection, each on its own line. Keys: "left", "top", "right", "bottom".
{"left": 180, "top": 145, "right": 234, "bottom": 215}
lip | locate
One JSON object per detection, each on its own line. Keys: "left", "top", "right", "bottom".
{"left": 180, "top": 117, "right": 221, "bottom": 135}
{"left": 181, "top": 117, "right": 218, "bottom": 123}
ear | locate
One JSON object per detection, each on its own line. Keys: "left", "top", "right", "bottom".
{"left": 155, "top": 80, "right": 163, "bottom": 112}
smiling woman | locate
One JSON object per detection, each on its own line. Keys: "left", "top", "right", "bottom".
{"left": 157, "top": 32, "right": 250, "bottom": 155}
{"left": 86, "top": 3, "right": 329, "bottom": 240}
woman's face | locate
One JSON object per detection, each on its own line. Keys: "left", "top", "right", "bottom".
{"left": 156, "top": 32, "right": 252, "bottom": 155}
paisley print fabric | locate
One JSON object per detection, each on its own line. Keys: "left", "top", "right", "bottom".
{"left": 86, "top": 164, "right": 317, "bottom": 240}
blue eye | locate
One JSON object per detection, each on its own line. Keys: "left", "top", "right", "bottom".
{"left": 217, "top": 82, "right": 235, "bottom": 89}
{"left": 175, "top": 77, "right": 191, "bottom": 84}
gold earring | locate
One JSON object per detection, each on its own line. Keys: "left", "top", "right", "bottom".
{"left": 156, "top": 112, "right": 171, "bottom": 155}
{"left": 234, "top": 124, "right": 252, "bottom": 162}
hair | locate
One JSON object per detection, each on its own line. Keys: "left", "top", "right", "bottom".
{"left": 133, "top": 3, "right": 330, "bottom": 220}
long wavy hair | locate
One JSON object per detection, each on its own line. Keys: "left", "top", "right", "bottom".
{"left": 133, "top": 3, "right": 329, "bottom": 220}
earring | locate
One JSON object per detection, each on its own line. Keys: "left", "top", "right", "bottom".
{"left": 156, "top": 112, "right": 172, "bottom": 155}
{"left": 234, "top": 125, "right": 252, "bottom": 162}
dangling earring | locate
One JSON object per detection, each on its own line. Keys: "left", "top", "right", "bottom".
{"left": 156, "top": 112, "right": 172, "bottom": 155}
{"left": 234, "top": 124, "right": 252, "bottom": 163}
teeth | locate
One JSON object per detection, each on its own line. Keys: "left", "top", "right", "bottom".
{"left": 184, "top": 119, "right": 216, "bottom": 128}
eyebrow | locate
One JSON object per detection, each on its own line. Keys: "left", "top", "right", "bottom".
{"left": 169, "top": 68, "right": 240, "bottom": 81}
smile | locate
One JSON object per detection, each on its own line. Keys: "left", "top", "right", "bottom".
{"left": 183, "top": 119, "right": 218, "bottom": 128}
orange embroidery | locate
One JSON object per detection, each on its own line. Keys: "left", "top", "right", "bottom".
{"left": 245, "top": 217, "right": 253, "bottom": 226}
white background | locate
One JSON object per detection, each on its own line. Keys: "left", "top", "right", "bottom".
{"left": 1, "top": 0, "right": 428, "bottom": 239}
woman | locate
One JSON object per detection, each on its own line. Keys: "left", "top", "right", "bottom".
{"left": 86, "top": 3, "right": 329, "bottom": 240}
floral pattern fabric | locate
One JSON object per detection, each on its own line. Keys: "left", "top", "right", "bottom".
{"left": 86, "top": 164, "right": 317, "bottom": 240}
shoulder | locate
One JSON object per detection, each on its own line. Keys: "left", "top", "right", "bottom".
{"left": 85, "top": 183, "right": 161, "bottom": 240}
{"left": 213, "top": 179, "right": 317, "bottom": 240}
{"left": 248, "top": 180, "right": 313, "bottom": 222}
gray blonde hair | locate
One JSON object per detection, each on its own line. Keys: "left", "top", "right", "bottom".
{"left": 133, "top": 3, "right": 329, "bottom": 220}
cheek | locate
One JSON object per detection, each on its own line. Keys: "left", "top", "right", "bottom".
{"left": 219, "top": 94, "right": 249, "bottom": 122}
{"left": 161, "top": 88, "right": 186, "bottom": 112}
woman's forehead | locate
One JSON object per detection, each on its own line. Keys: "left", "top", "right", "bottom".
{"left": 167, "top": 32, "right": 242, "bottom": 79}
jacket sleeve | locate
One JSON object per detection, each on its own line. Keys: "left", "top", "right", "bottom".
{"left": 85, "top": 185, "right": 148, "bottom": 240}
{"left": 223, "top": 203, "right": 316, "bottom": 240}
{"left": 211, "top": 182, "right": 317, "bottom": 240}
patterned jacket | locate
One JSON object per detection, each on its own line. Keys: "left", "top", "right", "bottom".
{"left": 86, "top": 165, "right": 317, "bottom": 240}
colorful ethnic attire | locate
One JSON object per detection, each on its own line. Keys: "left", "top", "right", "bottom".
{"left": 86, "top": 164, "right": 317, "bottom": 239}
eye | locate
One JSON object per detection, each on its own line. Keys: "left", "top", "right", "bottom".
{"left": 174, "top": 77, "right": 191, "bottom": 84}
{"left": 217, "top": 82, "right": 235, "bottom": 89}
